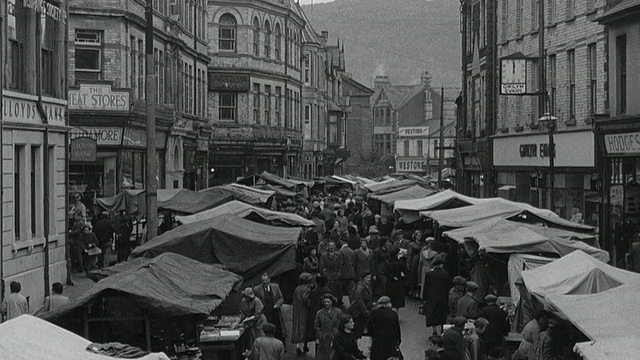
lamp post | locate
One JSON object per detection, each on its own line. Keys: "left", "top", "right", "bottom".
{"left": 539, "top": 112, "right": 557, "bottom": 212}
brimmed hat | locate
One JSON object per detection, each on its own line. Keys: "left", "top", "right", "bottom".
{"left": 242, "top": 288, "right": 255, "bottom": 299}
{"left": 453, "top": 276, "right": 466, "bottom": 286}
{"left": 299, "top": 272, "right": 312, "bottom": 282}
{"left": 466, "top": 281, "right": 479, "bottom": 292}
{"left": 369, "top": 226, "right": 380, "bottom": 234}
{"left": 484, "top": 294, "right": 498, "bottom": 303}
{"left": 377, "top": 296, "right": 391, "bottom": 305}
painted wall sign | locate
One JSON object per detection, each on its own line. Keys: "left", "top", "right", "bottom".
{"left": 2, "top": 95, "right": 66, "bottom": 126}
{"left": 70, "top": 127, "right": 123, "bottom": 146}
{"left": 396, "top": 159, "right": 426, "bottom": 172}
{"left": 493, "top": 131, "right": 594, "bottom": 168}
{"left": 69, "top": 84, "right": 130, "bottom": 111}
{"left": 23, "top": 0, "right": 67, "bottom": 23}
{"left": 604, "top": 132, "right": 640, "bottom": 155}
{"left": 70, "top": 137, "right": 97, "bottom": 162}
{"left": 209, "top": 74, "right": 251, "bottom": 91}
{"left": 398, "top": 127, "right": 429, "bottom": 137}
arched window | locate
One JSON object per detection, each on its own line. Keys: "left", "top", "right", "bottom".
{"left": 264, "top": 20, "right": 271, "bottom": 58}
{"left": 274, "top": 24, "right": 281, "bottom": 60}
{"left": 218, "top": 14, "right": 236, "bottom": 52}
{"left": 253, "top": 17, "right": 260, "bottom": 56}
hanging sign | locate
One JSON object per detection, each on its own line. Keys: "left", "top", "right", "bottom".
{"left": 70, "top": 137, "right": 97, "bottom": 162}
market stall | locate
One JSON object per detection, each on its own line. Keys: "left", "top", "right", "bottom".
{"left": 175, "top": 200, "right": 315, "bottom": 228}
{"left": 394, "top": 189, "right": 486, "bottom": 223}
{"left": 369, "top": 184, "right": 437, "bottom": 217}
{"left": 0, "top": 315, "right": 169, "bottom": 360}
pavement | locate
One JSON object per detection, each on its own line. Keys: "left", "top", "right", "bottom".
{"left": 63, "top": 272, "right": 433, "bottom": 359}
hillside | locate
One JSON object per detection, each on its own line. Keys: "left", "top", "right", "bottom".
{"left": 302, "top": 0, "right": 461, "bottom": 88}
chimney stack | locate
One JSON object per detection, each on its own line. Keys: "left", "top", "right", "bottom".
{"left": 374, "top": 75, "right": 390, "bottom": 89}
{"left": 421, "top": 71, "right": 432, "bottom": 88}
{"left": 320, "top": 31, "right": 329, "bottom": 45}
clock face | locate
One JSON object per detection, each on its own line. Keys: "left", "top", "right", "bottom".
{"left": 502, "top": 59, "right": 526, "bottom": 83}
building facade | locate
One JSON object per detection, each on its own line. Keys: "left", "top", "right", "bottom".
{"left": 492, "top": 0, "right": 606, "bottom": 225}
{"left": 2, "top": 0, "right": 69, "bottom": 311}
{"left": 68, "top": 0, "right": 211, "bottom": 200}
{"left": 343, "top": 76, "right": 374, "bottom": 172}
{"left": 207, "top": 0, "right": 304, "bottom": 184}
{"left": 595, "top": 0, "right": 640, "bottom": 264}
{"left": 459, "top": 0, "right": 498, "bottom": 197}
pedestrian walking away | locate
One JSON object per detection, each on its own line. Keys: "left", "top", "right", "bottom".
{"left": 368, "top": 296, "right": 402, "bottom": 360}
{"left": 1, "top": 281, "right": 29, "bottom": 321}
{"left": 251, "top": 323, "right": 284, "bottom": 360}
{"left": 291, "top": 273, "right": 313, "bottom": 355}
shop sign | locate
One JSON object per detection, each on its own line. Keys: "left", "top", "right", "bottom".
{"left": 23, "top": 0, "right": 67, "bottom": 23}
{"left": 2, "top": 96, "right": 66, "bottom": 126}
{"left": 463, "top": 156, "right": 480, "bottom": 169}
{"left": 70, "top": 137, "right": 97, "bottom": 162}
{"left": 70, "top": 127, "right": 123, "bottom": 146}
{"left": 396, "top": 159, "right": 426, "bottom": 172}
{"left": 398, "top": 127, "right": 429, "bottom": 137}
{"left": 122, "top": 128, "right": 166, "bottom": 148}
{"left": 604, "top": 133, "right": 640, "bottom": 155}
{"left": 493, "top": 131, "right": 594, "bottom": 168}
{"left": 208, "top": 74, "right": 251, "bottom": 92}
{"left": 69, "top": 84, "right": 130, "bottom": 112}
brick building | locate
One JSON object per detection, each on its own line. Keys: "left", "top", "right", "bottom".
{"left": 459, "top": 0, "right": 498, "bottom": 197}
{"left": 1, "top": 0, "right": 69, "bottom": 312}
{"left": 342, "top": 76, "right": 374, "bottom": 173}
{"left": 595, "top": 0, "right": 640, "bottom": 263}
{"left": 68, "top": 0, "right": 211, "bottom": 197}
{"left": 207, "top": 0, "right": 304, "bottom": 184}
{"left": 491, "top": 0, "right": 605, "bottom": 223}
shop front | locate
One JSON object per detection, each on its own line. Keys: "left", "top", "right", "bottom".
{"left": 595, "top": 117, "right": 640, "bottom": 266}
{"left": 492, "top": 130, "right": 599, "bottom": 225}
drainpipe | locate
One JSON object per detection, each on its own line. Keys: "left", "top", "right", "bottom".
{"left": 0, "top": 3, "right": 5, "bottom": 300}
{"left": 64, "top": 0, "right": 71, "bottom": 286}
{"left": 33, "top": 6, "right": 51, "bottom": 298}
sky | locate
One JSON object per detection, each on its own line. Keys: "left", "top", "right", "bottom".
{"left": 298, "top": 0, "right": 334, "bottom": 4}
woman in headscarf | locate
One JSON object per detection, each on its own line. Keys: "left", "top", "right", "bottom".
{"left": 292, "top": 273, "right": 313, "bottom": 355}
{"left": 314, "top": 294, "right": 343, "bottom": 360}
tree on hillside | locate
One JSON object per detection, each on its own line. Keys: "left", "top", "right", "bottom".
{"left": 344, "top": 151, "right": 395, "bottom": 178}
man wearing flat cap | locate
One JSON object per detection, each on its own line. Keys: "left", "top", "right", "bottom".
{"left": 442, "top": 316, "right": 466, "bottom": 360}
{"left": 455, "top": 281, "right": 480, "bottom": 320}
{"left": 368, "top": 296, "right": 401, "bottom": 360}
{"left": 448, "top": 276, "right": 467, "bottom": 323}
{"left": 479, "top": 294, "right": 510, "bottom": 350}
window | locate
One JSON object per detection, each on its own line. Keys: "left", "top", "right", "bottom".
{"left": 548, "top": 54, "right": 556, "bottom": 115}
{"left": 131, "top": 37, "right": 137, "bottom": 98}
{"left": 587, "top": 0, "right": 595, "bottom": 12}
{"left": 275, "top": 24, "right": 282, "bottom": 60}
{"left": 41, "top": 15, "right": 56, "bottom": 96}
{"left": 480, "top": 0, "right": 486, "bottom": 47}
{"left": 75, "top": 30, "right": 102, "bottom": 81}
{"left": 548, "top": 0, "right": 556, "bottom": 25}
{"left": 403, "top": 141, "right": 410, "bottom": 157}
{"left": 253, "top": 17, "right": 260, "bottom": 56}
{"left": 567, "top": 49, "right": 575, "bottom": 119}
{"left": 501, "top": 0, "right": 508, "bottom": 43}
{"left": 30, "top": 146, "right": 40, "bottom": 237}
{"left": 304, "top": 55, "right": 310, "bottom": 85}
{"left": 264, "top": 20, "right": 271, "bottom": 58}
{"left": 532, "top": 0, "right": 539, "bottom": 31}
{"left": 516, "top": 0, "right": 523, "bottom": 36}
{"left": 566, "top": 0, "right": 575, "bottom": 19}
{"left": 385, "top": 109, "right": 391, "bottom": 125}
{"left": 472, "top": 76, "right": 481, "bottom": 136}
{"left": 14, "top": 146, "right": 23, "bottom": 240}
{"left": 417, "top": 140, "right": 423, "bottom": 157}
{"left": 588, "top": 44, "right": 597, "bottom": 115}
{"left": 305, "top": 105, "right": 311, "bottom": 124}
{"left": 265, "top": 85, "right": 271, "bottom": 125}
{"left": 138, "top": 40, "right": 145, "bottom": 99}
{"left": 253, "top": 83, "right": 260, "bottom": 124}
{"left": 7, "top": 0, "right": 26, "bottom": 91}
{"left": 617, "top": 35, "right": 627, "bottom": 114}
{"left": 219, "top": 14, "right": 236, "bottom": 52}
{"left": 276, "top": 86, "right": 282, "bottom": 126}
{"left": 219, "top": 93, "right": 237, "bottom": 121}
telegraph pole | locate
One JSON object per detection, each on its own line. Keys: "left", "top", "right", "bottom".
{"left": 437, "top": 86, "right": 445, "bottom": 187}
{"left": 145, "top": 0, "right": 158, "bottom": 240}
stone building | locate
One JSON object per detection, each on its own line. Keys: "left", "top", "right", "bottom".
{"left": 492, "top": 0, "right": 606, "bottom": 223}
{"left": 68, "top": 0, "right": 211, "bottom": 196}
{"left": 1, "top": 0, "right": 69, "bottom": 311}
{"left": 343, "top": 76, "right": 374, "bottom": 172}
{"left": 207, "top": 0, "right": 305, "bottom": 184}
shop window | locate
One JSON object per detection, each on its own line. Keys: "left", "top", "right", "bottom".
{"left": 75, "top": 30, "right": 102, "bottom": 82}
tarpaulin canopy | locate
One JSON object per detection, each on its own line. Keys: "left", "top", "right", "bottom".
{"left": 130, "top": 214, "right": 300, "bottom": 285}
{"left": 157, "top": 190, "right": 235, "bottom": 214}
{"left": 369, "top": 185, "right": 437, "bottom": 206}
{"left": 175, "top": 200, "right": 315, "bottom": 227}
{"left": 96, "top": 189, "right": 146, "bottom": 215}
{"left": 394, "top": 189, "right": 484, "bottom": 223}
{"left": 520, "top": 250, "right": 640, "bottom": 304}
{"left": 217, "top": 183, "right": 275, "bottom": 205}
{"left": 254, "top": 184, "right": 300, "bottom": 199}
{"left": 363, "top": 178, "right": 397, "bottom": 192}
{"left": 331, "top": 175, "right": 357, "bottom": 185}
{"left": 41, "top": 253, "right": 243, "bottom": 322}
{"left": 574, "top": 336, "right": 640, "bottom": 360}
{"left": 444, "top": 219, "right": 608, "bottom": 261}
{"left": 0, "top": 315, "right": 169, "bottom": 360}
{"left": 421, "top": 198, "right": 595, "bottom": 232}
{"left": 366, "top": 179, "right": 417, "bottom": 194}
{"left": 546, "top": 284, "right": 640, "bottom": 342}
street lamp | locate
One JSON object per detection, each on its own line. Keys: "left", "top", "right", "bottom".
{"left": 539, "top": 112, "right": 557, "bottom": 212}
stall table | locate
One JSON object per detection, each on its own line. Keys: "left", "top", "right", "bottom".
{"left": 199, "top": 316, "right": 244, "bottom": 360}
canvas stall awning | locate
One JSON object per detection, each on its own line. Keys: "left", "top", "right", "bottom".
{"left": 175, "top": 200, "right": 315, "bottom": 227}
{"left": 0, "top": 315, "right": 169, "bottom": 360}
{"left": 421, "top": 198, "right": 594, "bottom": 232}
{"left": 41, "top": 253, "right": 243, "bottom": 322}
{"left": 444, "top": 219, "right": 608, "bottom": 261}
{"left": 217, "top": 183, "right": 275, "bottom": 205}
{"left": 369, "top": 185, "right": 437, "bottom": 206}
{"left": 394, "top": 189, "right": 483, "bottom": 223}
{"left": 130, "top": 214, "right": 300, "bottom": 285}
